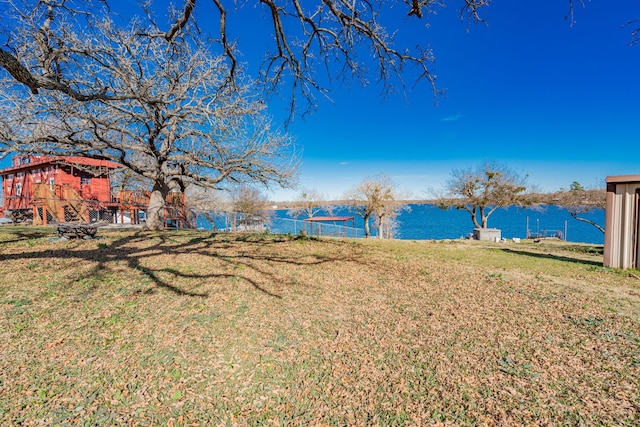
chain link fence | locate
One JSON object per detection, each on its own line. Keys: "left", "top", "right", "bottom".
{"left": 272, "top": 218, "right": 364, "bottom": 238}
{"left": 194, "top": 212, "right": 364, "bottom": 238}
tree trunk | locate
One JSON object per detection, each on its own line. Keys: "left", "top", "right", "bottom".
{"left": 146, "top": 182, "right": 169, "bottom": 231}
{"left": 471, "top": 208, "right": 481, "bottom": 229}
{"left": 480, "top": 206, "right": 489, "bottom": 228}
{"left": 378, "top": 215, "right": 385, "bottom": 239}
{"left": 363, "top": 213, "right": 371, "bottom": 238}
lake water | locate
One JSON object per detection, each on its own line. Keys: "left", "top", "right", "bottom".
{"left": 198, "top": 204, "right": 606, "bottom": 245}
{"left": 390, "top": 204, "right": 605, "bottom": 244}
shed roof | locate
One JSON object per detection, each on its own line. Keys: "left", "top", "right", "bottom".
{"left": 304, "top": 216, "right": 354, "bottom": 222}
{"left": 606, "top": 175, "right": 640, "bottom": 184}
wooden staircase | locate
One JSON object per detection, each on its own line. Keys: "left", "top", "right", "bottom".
{"left": 31, "top": 183, "right": 89, "bottom": 224}
{"left": 62, "top": 185, "right": 89, "bottom": 222}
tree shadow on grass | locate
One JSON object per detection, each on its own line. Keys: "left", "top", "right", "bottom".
{"left": 0, "top": 228, "right": 53, "bottom": 244}
{"left": 0, "top": 228, "right": 365, "bottom": 298}
{"left": 498, "top": 248, "right": 603, "bottom": 267}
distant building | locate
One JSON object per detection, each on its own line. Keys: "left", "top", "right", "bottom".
{"left": 604, "top": 175, "right": 640, "bottom": 269}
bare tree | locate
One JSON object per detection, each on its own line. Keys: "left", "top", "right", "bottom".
{"left": 287, "top": 188, "right": 331, "bottom": 219}
{"left": 438, "top": 162, "right": 532, "bottom": 230}
{"left": 344, "top": 173, "right": 406, "bottom": 238}
{"left": 373, "top": 202, "right": 410, "bottom": 239}
{"left": 0, "top": 14, "right": 297, "bottom": 230}
{"left": 229, "top": 186, "right": 273, "bottom": 231}
{"left": 552, "top": 182, "right": 605, "bottom": 233}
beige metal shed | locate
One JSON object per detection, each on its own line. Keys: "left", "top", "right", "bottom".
{"left": 604, "top": 175, "right": 640, "bottom": 269}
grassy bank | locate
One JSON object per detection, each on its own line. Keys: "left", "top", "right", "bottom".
{"left": 0, "top": 227, "right": 638, "bottom": 425}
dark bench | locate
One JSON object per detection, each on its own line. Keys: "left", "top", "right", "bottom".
{"left": 57, "top": 223, "right": 99, "bottom": 239}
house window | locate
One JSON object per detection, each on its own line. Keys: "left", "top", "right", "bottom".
{"left": 49, "top": 178, "right": 55, "bottom": 190}
{"left": 16, "top": 183, "right": 22, "bottom": 196}
{"left": 80, "top": 175, "right": 91, "bottom": 185}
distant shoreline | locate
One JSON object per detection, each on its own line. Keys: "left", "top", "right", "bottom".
{"left": 270, "top": 199, "right": 437, "bottom": 209}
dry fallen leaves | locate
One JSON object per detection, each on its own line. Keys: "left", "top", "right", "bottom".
{"left": 0, "top": 228, "right": 638, "bottom": 425}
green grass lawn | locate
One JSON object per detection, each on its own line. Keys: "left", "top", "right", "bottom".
{"left": 0, "top": 227, "right": 638, "bottom": 425}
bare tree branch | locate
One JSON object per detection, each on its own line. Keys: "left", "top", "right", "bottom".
{"left": 565, "top": 0, "right": 586, "bottom": 26}
{"left": 626, "top": 19, "right": 640, "bottom": 46}
{"left": 0, "top": 48, "right": 40, "bottom": 94}
{"left": 550, "top": 183, "right": 605, "bottom": 234}
{"left": 165, "top": 0, "right": 196, "bottom": 41}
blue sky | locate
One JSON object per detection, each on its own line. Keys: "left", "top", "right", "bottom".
{"left": 2, "top": 1, "right": 638, "bottom": 201}
{"left": 265, "top": 0, "right": 640, "bottom": 200}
